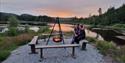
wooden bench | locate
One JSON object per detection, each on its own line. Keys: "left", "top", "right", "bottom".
{"left": 29, "top": 36, "right": 38, "bottom": 53}
{"left": 35, "top": 44, "right": 79, "bottom": 58}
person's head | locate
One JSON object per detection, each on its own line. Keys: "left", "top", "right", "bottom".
{"left": 75, "top": 24, "right": 79, "bottom": 28}
{"left": 79, "top": 25, "right": 85, "bottom": 30}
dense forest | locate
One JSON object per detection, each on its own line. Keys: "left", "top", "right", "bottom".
{"left": 0, "top": 12, "right": 53, "bottom": 23}
{"left": 0, "top": 4, "right": 125, "bottom": 26}
{"left": 81, "top": 4, "right": 125, "bottom": 26}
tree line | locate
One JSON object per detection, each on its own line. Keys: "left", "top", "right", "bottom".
{"left": 0, "top": 12, "right": 53, "bottom": 22}
{"left": 80, "top": 4, "right": 125, "bottom": 26}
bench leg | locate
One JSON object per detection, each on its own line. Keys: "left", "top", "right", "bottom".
{"left": 36, "top": 40, "right": 38, "bottom": 44}
{"left": 30, "top": 45, "right": 37, "bottom": 54}
{"left": 40, "top": 48, "right": 43, "bottom": 58}
{"left": 72, "top": 47, "right": 75, "bottom": 57}
{"left": 82, "top": 42, "right": 87, "bottom": 50}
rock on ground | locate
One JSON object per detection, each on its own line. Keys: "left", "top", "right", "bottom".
{"left": 2, "top": 38, "right": 106, "bottom": 63}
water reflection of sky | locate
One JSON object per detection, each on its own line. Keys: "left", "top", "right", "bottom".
{"left": 49, "top": 24, "right": 74, "bottom": 32}
{"left": 49, "top": 24, "right": 104, "bottom": 40}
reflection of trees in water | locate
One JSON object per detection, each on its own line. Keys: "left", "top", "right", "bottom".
{"left": 92, "top": 29, "right": 125, "bottom": 45}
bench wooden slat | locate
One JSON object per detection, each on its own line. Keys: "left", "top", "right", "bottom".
{"left": 36, "top": 44, "right": 79, "bottom": 49}
{"left": 29, "top": 36, "right": 38, "bottom": 45}
{"left": 28, "top": 36, "right": 38, "bottom": 53}
{"left": 35, "top": 44, "right": 79, "bottom": 59}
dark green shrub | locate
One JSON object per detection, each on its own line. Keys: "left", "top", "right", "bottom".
{"left": 7, "top": 27, "right": 18, "bottom": 36}
{"left": 8, "top": 16, "right": 19, "bottom": 27}
{"left": 25, "top": 24, "right": 30, "bottom": 33}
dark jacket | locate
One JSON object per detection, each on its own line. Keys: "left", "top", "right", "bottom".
{"left": 74, "top": 27, "right": 80, "bottom": 36}
{"left": 78, "top": 29, "right": 86, "bottom": 40}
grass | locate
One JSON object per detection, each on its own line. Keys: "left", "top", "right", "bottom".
{"left": 86, "top": 37, "right": 125, "bottom": 63}
{"left": 0, "top": 26, "right": 51, "bottom": 62}
{"left": 96, "top": 40, "right": 116, "bottom": 55}
{"left": 112, "top": 24, "right": 125, "bottom": 29}
{"left": 37, "top": 26, "right": 51, "bottom": 39}
{"left": 0, "top": 33, "right": 35, "bottom": 62}
{"left": 114, "top": 46, "right": 125, "bottom": 63}
{"left": 38, "top": 26, "right": 51, "bottom": 34}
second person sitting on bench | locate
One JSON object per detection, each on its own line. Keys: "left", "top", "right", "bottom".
{"left": 71, "top": 24, "right": 86, "bottom": 44}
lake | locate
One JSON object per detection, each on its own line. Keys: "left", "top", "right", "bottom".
{"left": 1, "top": 24, "right": 124, "bottom": 45}
{"left": 49, "top": 24, "right": 104, "bottom": 40}
{"left": 49, "top": 24, "right": 125, "bottom": 45}
{"left": 91, "top": 28, "right": 125, "bottom": 45}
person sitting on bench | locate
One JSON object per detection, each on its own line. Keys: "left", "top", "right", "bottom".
{"left": 78, "top": 25, "right": 86, "bottom": 41}
{"left": 71, "top": 24, "right": 86, "bottom": 44}
{"left": 71, "top": 24, "right": 80, "bottom": 44}
{"left": 78, "top": 25, "right": 87, "bottom": 50}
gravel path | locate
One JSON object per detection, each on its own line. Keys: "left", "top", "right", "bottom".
{"left": 2, "top": 38, "right": 106, "bottom": 63}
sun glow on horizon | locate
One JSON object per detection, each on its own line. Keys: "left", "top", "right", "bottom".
{"left": 33, "top": 8, "right": 76, "bottom": 17}
{"left": 32, "top": 7, "right": 99, "bottom": 18}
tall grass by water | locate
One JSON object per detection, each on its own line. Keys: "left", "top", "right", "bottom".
{"left": 0, "top": 25, "right": 51, "bottom": 62}
{"left": 86, "top": 37, "right": 125, "bottom": 63}
{"left": 0, "top": 33, "right": 34, "bottom": 62}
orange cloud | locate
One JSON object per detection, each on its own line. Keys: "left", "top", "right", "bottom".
{"left": 33, "top": 8, "right": 74, "bottom": 17}
{"left": 32, "top": 6, "right": 99, "bottom": 18}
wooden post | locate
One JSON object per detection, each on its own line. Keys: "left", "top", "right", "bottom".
{"left": 40, "top": 48, "right": 43, "bottom": 58}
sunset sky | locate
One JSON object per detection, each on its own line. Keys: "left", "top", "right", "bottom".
{"left": 0, "top": 0, "right": 125, "bottom": 18}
